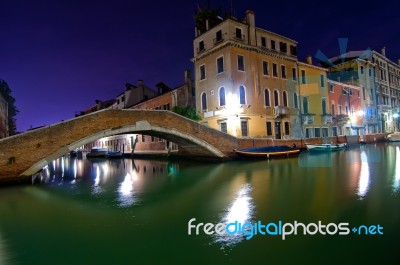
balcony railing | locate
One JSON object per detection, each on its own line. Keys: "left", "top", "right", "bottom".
{"left": 322, "top": 114, "right": 333, "bottom": 124}
{"left": 234, "top": 34, "right": 246, "bottom": 41}
{"left": 273, "top": 106, "right": 289, "bottom": 118}
{"left": 333, "top": 114, "right": 350, "bottom": 124}
{"left": 301, "top": 113, "right": 315, "bottom": 124}
{"left": 196, "top": 46, "right": 206, "bottom": 54}
{"left": 213, "top": 38, "right": 224, "bottom": 45}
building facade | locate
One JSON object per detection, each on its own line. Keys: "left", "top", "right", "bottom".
{"left": 297, "top": 60, "right": 330, "bottom": 138}
{"left": 324, "top": 51, "right": 379, "bottom": 134}
{"left": 328, "top": 80, "right": 363, "bottom": 136}
{"left": 193, "top": 10, "right": 299, "bottom": 139}
{"left": 372, "top": 48, "right": 400, "bottom": 132}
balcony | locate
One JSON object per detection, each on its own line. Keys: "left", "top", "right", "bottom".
{"left": 196, "top": 46, "right": 206, "bottom": 54}
{"left": 322, "top": 114, "right": 333, "bottom": 124}
{"left": 234, "top": 34, "right": 246, "bottom": 42}
{"left": 378, "top": 104, "right": 392, "bottom": 112}
{"left": 213, "top": 37, "right": 224, "bottom": 45}
{"left": 273, "top": 106, "right": 289, "bottom": 118}
{"left": 301, "top": 113, "right": 315, "bottom": 124}
{"left": 333, "top": 114, "right": 350, "bottom": 124}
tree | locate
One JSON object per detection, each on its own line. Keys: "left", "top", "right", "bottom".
{"left": 0, "top": 79, "right": 18, "bottom": 135}
{"left": 172, "top": 106, "right": 202, "bottom": 121}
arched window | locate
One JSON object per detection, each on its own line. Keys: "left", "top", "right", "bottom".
{"left": 293, "top": 92, "right": 298, "bottom": 109}
{"left": 303, "top": 97, "right": 309, "bottom": 114}
{"left": 201, "top": 92, "right": 207, "bottom": 111}
{"left": 239, "top": 85, "right": 246, "bottom": 105}
{"left": 264, "top": 89, "right": 270, "bottom": 107}
{"left": 322, "top": 99, "right": 327, "bottom": 115}
{"left": 219, "top": 87, "right": 226, "bottom": 106}
{"left": 283, "top": 91, "right": 288, "bottom": 107}
{"left": 274, "top": 90, "right": 279, "bottom": 107}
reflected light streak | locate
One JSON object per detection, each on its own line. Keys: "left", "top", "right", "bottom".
{"left": 0, "top": 229, "right": 11, "bottom": 265}
{"left": 214, "top": 184, "right": 254, "bottom": 248}
{"left": 393, "top": 147, "right": 400, "bottom": 192}
{"left": 118, "top": 171, "right": 139, "bottom": 207}
{"left": 73, "top": 159, "right": 77, "bottom": 179}
{"left": 357, "top": 151, "right": 370, "bottom": 198}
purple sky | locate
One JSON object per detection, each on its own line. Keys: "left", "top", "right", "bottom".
{"left": 1, "top": 0, "right": 399, "bottom": 132}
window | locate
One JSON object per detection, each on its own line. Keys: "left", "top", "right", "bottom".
{"left": 235, "top": 28, "right": 242, "bottom": 39}
{"left": 361, "top": 66, "right": 364, "bottom": 74}
{"left": 142, "top": 135, "right": 145, "bottom": 142}
{"left": 284, "top": 122, "right": 290, "bottom": 135}
{"left": 338, "top": 105, "right": 342, "bottom": 114}
{"left": 320, "top": 74, "right": 325, "bottom": 87}
{"left": 264, "top": 89, "right": 271, "bottom": 107}
{"left": 322, "top": 128, "right": 328, "bottom": 137}
{"left": 274, "top": 90, "right": 279, "bottom": 106}
{"left": 219, "top": 87, "right": 226, "bottom": 106}
{"left": 239, "top": 85, "right": 246, "bottom": 105}
{"left": 199, "top": 40, "right": 205, "bottom": 51}
{"left": 281, "top": 65, "right": 286, "bottom": 79}
{"left": 331, "top": 104, "right": 335, "bottom": 115}
{"left": 217, "top": 57, "right": 224, "bottom": 73}
{"left": 266, "top": 121, "right": 273, "bottom": 136}
{"left": 314, "top": 128, "right": 321, "bottom": 137}
{"left": 261, "top": 37, "right": 266, "bottom": 47}
{"left": 332, "top": 127, "right": 337, "bottom": 137}
{"left": 263, "top": 61, "right": 269, "bottom": 76}
{"left": 292, "top": 68, "right": 297, "bottom": 81}
{"left": 290, "top": 45, "right": 297, "bottom": 56}
{"left": 215, "top": 30, "right": 222, "bottom": 42}
{"left": 283, "top": 91, "right": 288, "bottom": 107}
{"left": 342, "top": 88, "right": 347, "bottom": 95}
{"left": 322, "top": 99, "right": 327, "bottom": 115}
{"left": 349, "top": 89, "right": 353, "bottom": 96}
{"left": 241, "top": 120, "right": 248, "bottom": 136}
{"left": 303, "top": 97, "right": 309, "bottom": 113}
{"left": 329, "top": 83, "right": 334, "bottom": 92}
{"left": 305, "top": 128, "right": 311, "bottom": 138}
{"left": 363, "top": 87, "right": 366, "bottom": 100}
{"left": 220, "top": 122, "right": 227, "bottom": 133}
{"left": 201, "top": 92, "right": 207, "bottom": 111}
{"left": 272, "top": 63, "right": 278, "bottom": 77}
{"left": 151, "top": 136, "right": 155, "bottom": 142}
{"left": 200, "top": 65, "right": 206, "bottom": 80}
{"left": 345, "top": 105, "right": 349, "bottom": 114}
{"left": 369, "top": 68, "right": 372, "bottom": 76}
{"left": 237, "top": 55, "right": 244, "bottom": 71}
{"left": 279, "top": 42, "right": 287, "bottom": 53}
{"left": 271, "top": 40, "right": 276, "bottom": 50}
{"left": 301, "top": 70, "right": 306, "bottom": 84}
{"left": 293, "top": 92, "right": 298, "bottom": 109}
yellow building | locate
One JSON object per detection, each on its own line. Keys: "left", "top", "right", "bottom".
{"left": 297, "top": 59, "right": 330, "bottom": 138}
{"left": 193, "top": 10, "right": 299, "bottom": 139}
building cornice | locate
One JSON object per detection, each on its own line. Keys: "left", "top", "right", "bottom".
{"left": 192, "top": 40, "right": 298, "bottom": 63}
{"left": 297, "top": 61, "right": 328, "bottom": 72}
{"left": 327, "top": 79, "right": 361, "bottom": 90}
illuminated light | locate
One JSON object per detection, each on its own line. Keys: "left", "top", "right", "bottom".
{"left": 73, "top": 159, "right": 77, "bottom": 179}
{"left": 214, "top": 184, "right": 254, "bottom": 247}
{"left": 102, "top": 164, "right": 109, "bottom": 175}
{"left": 357, "top": 151, "right": 370, "bottom": 198}
{"left": 357, "top": 110, "right": 365, "bottom": 117}
{"left": 118, "top": 173, "right": 137, "bottom": 207}
{"left": 393, "top": 147, "right": 400, "bottom": 192}
{"left": 394, "top": 113, "right": 399, "bottom": 118}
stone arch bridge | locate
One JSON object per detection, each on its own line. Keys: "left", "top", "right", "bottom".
{"left": 0, "top": 109, "right": 241, "bottom": 183}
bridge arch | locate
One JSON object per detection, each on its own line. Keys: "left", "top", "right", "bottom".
{"left": 0, "top": 109, "right": 238, "bottom": 181}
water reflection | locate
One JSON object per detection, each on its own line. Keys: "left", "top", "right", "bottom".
{"left": 357, "top": 151, "right": 370, "bottom": 198}
{"left": 393, "top": 147, "right": 400, "bottom": 192}
{"left": 214, "top": 183, "right": 255, "bottom": 248}
{"left": 118, "top": 172, "right": 139, "bottom": 207}
{"left": 0, "top": 229, "right": 11, "bottom": 265}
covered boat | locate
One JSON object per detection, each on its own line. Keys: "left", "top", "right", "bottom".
{"left": 387, "top": 132, "right": 400, "bottom": 142}
{"left": 306, "top": 143, "right": 347, "bottom": 151}
{"left": 86, "top": 147, "right": 108, "bottom": 158}
{"left": 234, "top": 145, "right": 301, "bottom": 158}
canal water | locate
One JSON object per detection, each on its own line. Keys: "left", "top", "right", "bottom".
{"left": 0, "top": 143, "right": 399, "bottom": 264}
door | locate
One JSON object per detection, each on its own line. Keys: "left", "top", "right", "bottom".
{"left": 275, "top": 122, "right": 281, "bottom": 139}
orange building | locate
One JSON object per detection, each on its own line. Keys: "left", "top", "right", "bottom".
{"left": 328, "top": 80, "right": 363, "bottom": 135}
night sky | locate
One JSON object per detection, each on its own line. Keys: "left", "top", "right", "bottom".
{"left": 1, "top": 0, "right": 399, "bottom": 132}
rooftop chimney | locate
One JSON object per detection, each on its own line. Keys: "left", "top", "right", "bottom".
{"left": 306, "top": 55, "right": 313, "bottom": 65}
{"left": 381, "top": 46, "right": 386, "bottom": 56}
{"left": 246, "top": 10, "right": 256, "bottom": 45}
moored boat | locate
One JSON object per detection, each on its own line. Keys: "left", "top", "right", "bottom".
{"left": 306, "top": 143, "right": 347, "bottom": 151}
{"left": 234, "top": 145, "right": 301, "bottom": 158}
{"left": 106, "top": 151, "right": 123, "bottom": 158}
{"left": 387, "top": 132, "right": 400, "bottom": 142}
{"left": 86, "top": 147, "right": 108, "bottom": 158}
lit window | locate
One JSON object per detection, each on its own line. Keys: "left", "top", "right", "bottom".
{"left": 219, "top": 87, "right": 226, "bottom": 106}
{"left": 239, "top": 85, "right": 246, "bottom": 105}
